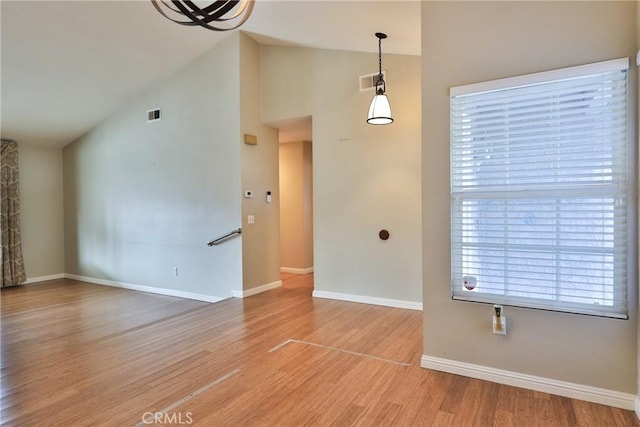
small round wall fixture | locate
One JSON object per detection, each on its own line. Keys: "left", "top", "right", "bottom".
{"left": 151, "top": 0, "right": 255, "bottom": 31}
{"left": 379, "top": 229, "right": 390, "bottom": 241}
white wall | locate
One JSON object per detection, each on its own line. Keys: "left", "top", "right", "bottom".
{"left": 18, "top": 143, "right": 64, "bottom": 280}
{"left": 262, "top": 45, "right": 422, "bottom": 305}
{"left": 63, "top": 34, "right": 243, "bottom": 299}
{"left": 422, "top": 1, "right": 637, "bottom": 394}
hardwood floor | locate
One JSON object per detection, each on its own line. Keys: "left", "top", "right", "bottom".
{"left": 1, "top": 276, "right": 637, "bottom": 426}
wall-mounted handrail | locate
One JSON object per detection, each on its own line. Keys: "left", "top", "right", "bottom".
{"left": 207, "top": 227, "right": 242, "bottom": 246}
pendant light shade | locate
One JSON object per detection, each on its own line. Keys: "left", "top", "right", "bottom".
{"left": 367, "top": 32, "right": 393, "bottom": 125}
{"left": 367, "top": 92, "right": 393, "bottom": 125}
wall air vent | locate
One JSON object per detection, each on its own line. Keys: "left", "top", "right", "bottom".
{"left": 147, "top": 108, "right": 161, "bottom": 123}
{"left": 359, "top": 71, "right": 386, "bottom": 92}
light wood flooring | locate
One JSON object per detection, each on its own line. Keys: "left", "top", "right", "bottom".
{"left": 1, "top": 275, "right": 638, "bottom": 426}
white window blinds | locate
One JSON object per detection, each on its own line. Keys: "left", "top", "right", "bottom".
{"left": 450, "top": 58, "right": 629, "bottom": 318}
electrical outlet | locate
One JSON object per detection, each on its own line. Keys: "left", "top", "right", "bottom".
{"left": 492, "top": 304, "right": 506, "bottom": 335}
{"left": 492, "top": 316, "right": 506, "bottom": 335}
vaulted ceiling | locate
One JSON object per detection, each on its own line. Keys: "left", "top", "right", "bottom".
{"left": 1, "top": 1, "right": 421, "bottom": 148}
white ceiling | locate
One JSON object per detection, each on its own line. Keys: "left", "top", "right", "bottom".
{"left": 1, "top": 1, "right": 420, "bottom": 148}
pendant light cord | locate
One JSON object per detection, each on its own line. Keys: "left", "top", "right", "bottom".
{"left": 374, "top": 33, "right": 387, "bottom": 94}
{"left": 378, "top": 37, "right": 383, "bottom": 79}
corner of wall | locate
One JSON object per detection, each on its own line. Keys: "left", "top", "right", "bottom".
{"left": 18, "top": 143, "right": 65, "bottom": 278}
{"left": 240, "top": 32, "right": 281, "bottom": 291}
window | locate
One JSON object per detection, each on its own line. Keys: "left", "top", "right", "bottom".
{"left": 450, "top": 58, "right": 630, "bottom": 318}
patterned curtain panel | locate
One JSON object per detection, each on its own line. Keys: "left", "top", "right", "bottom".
{"left": 1, "top": 140, "right": 26, "bottom": 287}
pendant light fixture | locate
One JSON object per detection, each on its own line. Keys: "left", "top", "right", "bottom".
{"left": 367, "top": 32, "right": 393, "bottom": 125}
{"left": 151, "top": 0, "right": 254, "bottom": 32}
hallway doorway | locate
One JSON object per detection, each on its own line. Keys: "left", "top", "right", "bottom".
{"left": 274, "top": 116, "right": 314, "bottom": 288}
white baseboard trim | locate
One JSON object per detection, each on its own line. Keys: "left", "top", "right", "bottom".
{"left": 64, "top": 274, "right": 227, "bottom": 304}
{"left": 24, "top": 273, "right": 66, "bottom": 284}
{"left": 312, "top": 290, "right": 422, "bottom": 311}
{"left": 421, "top": 354, "right": 635, "bottom": 410}
{"left": 280, "top": 266, "right": 314, "bottom": 274}
{"left": 231, "top": 280, "right": 282, "bottom": 298}
{"left": 635, "top": 397, "right": 640, "bottom": 420}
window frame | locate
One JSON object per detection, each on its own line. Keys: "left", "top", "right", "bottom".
{"left": 449, "top": 58, "right": 632, "bottom": 319}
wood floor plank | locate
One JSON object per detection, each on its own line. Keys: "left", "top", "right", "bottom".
{"left": 402, "top": 369, "right": 451, "bottom": 426}
{"left": 475, "top": 380, "right": 500, "bottom": 426}
{"left": 2, "top": 276, "right": 638, "bottom": 426}
{"left": 514, "top": 387, "right": 536, "bottom": 426}
{"left": 533, "top": 391, "right": 556, "bottom": 426}
{"left": 451, "top": 377, "right": 483, "bottom": 425}
{"left": 550, "top": 394, "right": 578, "bottom": 427}
{"left": 438, "top": 374, "right": 469, "bottom": 415}
{"left": 492, "top": 408, "right": 515, "bottom": 427}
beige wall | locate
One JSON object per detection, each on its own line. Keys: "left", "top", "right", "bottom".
{"left": 262, "top": 45, "right": 422, "bottom": 304}
{"left": 302, "top": 140, "right": 313, "bottom": 269}
{"left": 637, "top": 1, "right": 640, "bottom": 412}
{"left": 240, "top": 33, "right": 281, "bottom": 290}
{"left": 279, "top": 140, "right": 313, "bottom": 270}
{"left": 63, "top": 34, "right": 243, "bottom": 298}
{"left": 261, "top": 47, "right": 313, "bottom": 124}
{"left": 18, "top": 143, "right": 64, "bottom": 279}
{"left": 422, "top": 1, "right": 637, "bottom": 393}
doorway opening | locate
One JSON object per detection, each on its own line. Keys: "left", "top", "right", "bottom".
{"left": 272, "top": 116, "right": 314, "bottom": 292}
